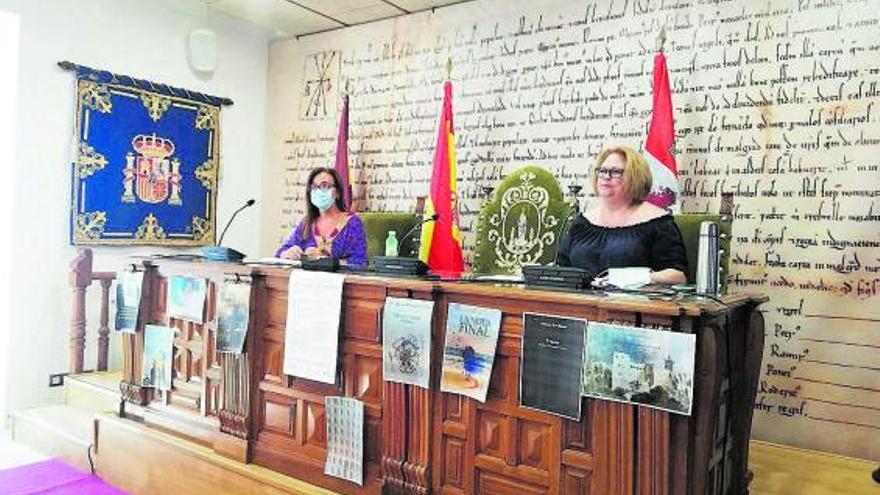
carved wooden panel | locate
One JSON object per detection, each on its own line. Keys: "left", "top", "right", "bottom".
{"left": 264, "top": 395, "right": 296, "bottom": 437}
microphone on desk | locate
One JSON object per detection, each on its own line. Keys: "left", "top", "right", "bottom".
{"left": 369, "top": 214, "right": 438, "bottom": 276}
{"left": 203, "top": 199, "right": 256, "bottom": 262}
{"left": 401, "top": 214, "right": 439, "bottom": 249}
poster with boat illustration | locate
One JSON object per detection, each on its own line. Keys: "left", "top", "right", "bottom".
{"left": 439, "top": 303, "right": 502, "bottom": 402}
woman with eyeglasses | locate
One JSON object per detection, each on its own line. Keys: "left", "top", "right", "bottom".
{"left": 275, "top": 167, "right": 368, "bottom": 267}
{"left": 556, "top": 146, "right": 687, "bottom": 285}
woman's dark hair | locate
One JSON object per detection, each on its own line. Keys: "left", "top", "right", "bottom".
{"left": 300, "top": 167, "right": 347, "bottom": 237}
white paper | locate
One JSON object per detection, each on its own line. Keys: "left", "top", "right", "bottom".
{"left": 607, "top": 267, "right": 652, "bottom": 289}
{"left": 324, "top": 396, "right": 364, "bottom": 486}
{"left": 283, "top": 271, "right": 345, "bottom": 384}
{"left": 248, "top": 257, "right": 301, "bottom": 266}
{"left": 382, "top": 297, "right": 434, "bottom": 388}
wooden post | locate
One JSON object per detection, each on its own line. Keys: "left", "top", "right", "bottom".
{"left": 69, "top": 248, "right": 93, "bottom": 374}
{"left": 97, "top": 277, "right": 112, "bottom": 371}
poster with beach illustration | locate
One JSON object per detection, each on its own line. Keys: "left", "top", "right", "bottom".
{"left": 142, "top": 324, "right": 175, "bottom": 391}
{"left": 440, "top": 303, "right": 502, "bottom": 402}
{"left": 583, "top": 322, "right": 696, "bottom": 416}
{"left": 216, "top": 282, "right": 252, "bottom": 354}
{"left": 382, "top": 297, "right": 434, "bottom": 388}
{"left": 167, "top": 275, "right": 206, "bottom": 323}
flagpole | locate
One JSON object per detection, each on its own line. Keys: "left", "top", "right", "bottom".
{"left": 656, "top": 25, "right": 667, "bottom": 53}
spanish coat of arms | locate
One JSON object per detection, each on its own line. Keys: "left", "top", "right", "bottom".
{"left": 66, "top": 62, "right": 230, "bottom": 246}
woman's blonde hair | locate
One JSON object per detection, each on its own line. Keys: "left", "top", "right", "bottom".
{"left": 592, "top": 146, "right": 653, "bottom": 204}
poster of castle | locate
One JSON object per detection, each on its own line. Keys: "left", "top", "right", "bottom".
{"left": 583, "top": 322, "right": 696, "bottom": 416}
{"left": 439, "top": 303, "right": 502, "bottom": 402}
{"left": 382, "top": 297, "right": 434, "bottom": 389}
{"left": 142, "top": 324, "right": 175, "bottom": 391}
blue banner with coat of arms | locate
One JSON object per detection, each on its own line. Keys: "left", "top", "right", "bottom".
{"left": 65, "top": 62, "right": 232, "bottom": 246}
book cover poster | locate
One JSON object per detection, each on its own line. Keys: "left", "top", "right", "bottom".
{"left": 324, "top": 396, "right": 364, "bottom": 486}
{"left": 114, "top": 270, "right": 144, "bottom": 332}
{"left": 216, "top": 282, "right": 252, "bottom": 354}
{"left": 142, "top": 324, "right": 174, "bottom": 391}
{"left": 167, "top": 275, "right": 206, "bottom": 323}
{"left": 519, "top": 312, "right": 586, "bottom": 420}
{"left": 440, "top": 303, "right": 502, "bottom": 402}
{"left": 382, "top": 297, "right": 434, "bottom": 388}
{"left": 583, "top": 322, "right": 696, "bottom": 416}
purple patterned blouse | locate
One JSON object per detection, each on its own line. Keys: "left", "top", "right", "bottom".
{"left": 275, "top": 214, "right": 368, "bottom": 267}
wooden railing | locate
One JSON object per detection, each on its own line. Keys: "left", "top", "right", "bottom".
{"left": 69, "top": 248, "right": 116, "bottom": 373}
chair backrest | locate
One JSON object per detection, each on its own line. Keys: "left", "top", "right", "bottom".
{"left": 358, "top": 212, "right": 421, "bottom": 257}
{"left": 673, "top": 214, "right": 732, "bottom": 292}
{"left": 472, "top": 166, "right": 573, "bottom": 274}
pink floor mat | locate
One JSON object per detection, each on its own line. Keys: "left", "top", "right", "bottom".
{"left": 0, "top": 458, "right": 126, "bottom": 494}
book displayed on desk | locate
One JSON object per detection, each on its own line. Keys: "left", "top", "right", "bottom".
{"left": 167, "top": 275, "right": 206, "bottom": 323}
{"left": 142, "top": 325, "right": 174, "bottom": 391}
{"left": 582, "top": 322, "right": 696, "bottom": 416}
{"left": 114, "top": 270, "right": 144, "bottom": 333}
{"left": 216, "top": 281, "right": 252, "bottom": 354}
{"left": 439, "top": 303, "right": 502, "bottom": 402}
{"left": 519, "top": 312, "right": 587, "bottom": 420}
{"left": 382, "top": 297, "right": 434, "bottom": 389}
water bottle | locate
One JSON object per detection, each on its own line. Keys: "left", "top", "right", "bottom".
{"left": 696, "top": 221, "right": 719, "bottom": 295}
{"left": 385, "top": 231, "right": 399, "bottom": 257}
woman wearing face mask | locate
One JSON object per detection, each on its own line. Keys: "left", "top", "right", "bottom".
{"left": 275, "top": 167, "right": 368, "bottom": 267}
{"left": 556, "top": 146, "right": 687, "bottom": 285}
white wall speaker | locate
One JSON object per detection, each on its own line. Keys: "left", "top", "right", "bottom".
{"left": 188, "top": 28, "right": 217, "bottom": 73}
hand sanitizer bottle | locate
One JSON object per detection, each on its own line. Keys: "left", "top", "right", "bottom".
{"left": 385, "top": 231, "right": 399, "bottom": 257}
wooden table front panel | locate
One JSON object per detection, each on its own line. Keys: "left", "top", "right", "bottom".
{"left": 252, "top": 274, "right": 389, "bottom": 495}
{"left": 147, "top": 273, "right": 223, "bottom": 419}
{"left": 432, "top": 293, "right": 638, "bottom": 495}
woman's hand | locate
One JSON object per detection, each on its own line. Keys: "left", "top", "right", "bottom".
{"left": 280, "top": 245, "right": 303, "bottom": 260}
{"left": 303, "top": 246, "right": 322, "bottom": 259}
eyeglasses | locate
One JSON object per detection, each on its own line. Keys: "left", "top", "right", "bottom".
{"left": 311, "top": 182, "right": 335, "bottom": 191}
{"left": 595, "top": 167, "right": 625, "bottom": 180}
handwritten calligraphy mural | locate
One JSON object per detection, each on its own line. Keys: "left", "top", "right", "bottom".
{"left": 264, "top": 0, "right": 880, "bottom": 460}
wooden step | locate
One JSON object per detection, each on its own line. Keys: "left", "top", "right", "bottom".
{"left": 65, "top": 371, "right": 123, "bottom": 414}
{"left": 11, "top": 405, "right": 95, "bottom": 473}
{"left": 94, "top": 413, "right": 338, "bottom": 495}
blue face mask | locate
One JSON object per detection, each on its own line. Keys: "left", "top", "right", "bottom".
{"left": 310, "top": 188, "right": 335, "bottom": 212}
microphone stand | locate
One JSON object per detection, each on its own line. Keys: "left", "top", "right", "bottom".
{"left": 203, "top": 199, "right": 256, "bottom": 262}
{"left": 400, "top": 214, "right": 439, "bottom": 255}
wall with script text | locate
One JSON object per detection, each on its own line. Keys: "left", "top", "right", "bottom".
{"left": 264, "top": 0, "right": 880, "bottom": 460}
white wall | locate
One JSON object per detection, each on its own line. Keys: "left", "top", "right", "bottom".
{"left": 0, "top": 0, "right": 269, "bottom": 422}
{"left": 0, "top": 9, "right": 20, "bottom": 428}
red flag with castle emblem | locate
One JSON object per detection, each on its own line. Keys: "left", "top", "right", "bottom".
{"left": 419, "top": 81, "right": 464, "bottom": 273}
{"left": 644, "top": 51, "right": 680, "bottom": 212}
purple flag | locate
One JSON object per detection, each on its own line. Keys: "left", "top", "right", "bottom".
{"left": 335, "top": 95, "right": 351, "bottom": 211}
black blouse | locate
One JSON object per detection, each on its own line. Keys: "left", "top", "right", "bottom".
{"left": 556, "top": 214, "right": 688, "bottom": 277}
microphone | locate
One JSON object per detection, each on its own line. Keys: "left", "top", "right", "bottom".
{"left": 369, "top": 214, "right": 438, "bottom": 276}
{"left": 203, "top": 199, "right": 255, "bottom": 262}
{"left": 551, "top": 208, "right": 576, "bottom": 266}
{"left": 401, "top": 214, "right": 439, "bottom": 246}
{"left": 218, "top": 199, "right": 256, "bottom": 246}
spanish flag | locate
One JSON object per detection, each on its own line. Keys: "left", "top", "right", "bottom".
{"left": 419, "top": 80, "right": 464, "bottom": 273}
